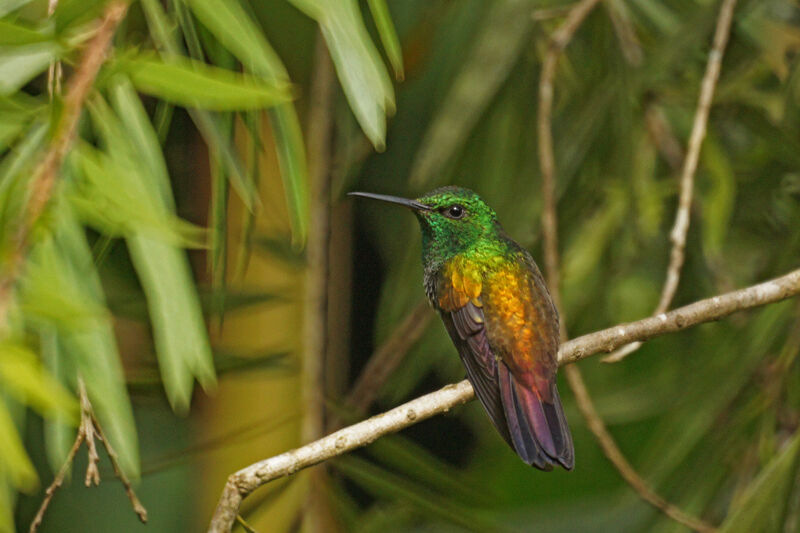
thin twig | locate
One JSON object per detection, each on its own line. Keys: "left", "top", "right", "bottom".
{"left": 236, "top": 515, "right": 258, "bottom": 533}
{"left": 532, "top": 4, "right": 576, "bottom": 22}
{"left": 301, "top": 35, "right": 337, "bottom": 533}
{"left": 79, "top": 380, "right": 100, "bottom": 487}
{"left": 29, "top": 378, "right": 147, "bottom": 532}
{"left": 644, "top": 101, "right": 684, "bottom": 172}
{"left": 207, "top": 267, "right": 800, "bottom": 533}
{"left": 30, "top": 378, "right": 147, "bottom": 530}
{"left": 604, "top": 0, "right": 643, "bottom": 66}
{"left": 0, "top": 0, "right": 128, "bottom": 330}
{"left": 29, "top": 419, "right": 86, "bottom": 533}
{"left": 82, "top": 378, "right": 148, "bottom": 521}
{"left": 46, "top": 0, "right": 62, "bottom": 99}
{"left": 537, "top": 0, "right": 603, "bottom": 291}
{"left": 91, "top": 414, "right": 148, "bottom": 522}
{"left": 536, "top": 1, "right": 715, "bottom": 530}
{"left": 604, "top": 0, "right": 738, "bottom": 363}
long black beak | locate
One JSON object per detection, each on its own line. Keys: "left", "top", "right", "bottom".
{"left": 348, "top": 191, "right": 432, "bottom": 211}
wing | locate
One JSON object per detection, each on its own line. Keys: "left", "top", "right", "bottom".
{"left": 439, "top": 298, "right": 512, "bottom": 447}
{"left": 435, "top": 256, "right": 572, "bottom": 469}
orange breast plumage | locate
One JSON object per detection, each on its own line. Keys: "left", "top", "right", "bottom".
{"left": 436, "top": 251, "right": 558, "bottom": 395}
{"left": 437, "top": 254, "right": 483, "bottom": 310}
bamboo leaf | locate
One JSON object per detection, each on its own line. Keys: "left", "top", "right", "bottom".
{"left": 0, "top": 0, "right": 33, "bottom": 18}
{"left": 289, "top": 0, "right": 395, "bottom": 150}
{"left": 0, "top": 19, "right": 53, "bottom": 46}
{"left": 700, "top": 134, "right": 736, "bottom": 257}
{"left": 184, "top": 0, "right": 308, "bottom": 244}
{"left": 0, "top": 120, "right": 46, "bottom": 190}
{"left": 140, "top": 0, "right": 260, "bottom": 213}
{"left": 0, "top": 43, "right": 60, "bottom": 96}
{"left": 23, "top": 207, "right": 141, "bottom": 480}
{"left": 335, "top": 455, "right": 506, "bottom": 532}
{"left": 268, "top": 107, "right": 309, "bottom": 246}
{"left": 184, "top": 0, "right": 286, "bottom": 79}
{"left": 366, "top": 0, "right": 404, "bottom": 81}
{"left": 409, "top": 0, "right": 534, "bottom": 187}
{"left": 89, "top": 83, "right": 217, "bottom": 412}
{"left": 115, "top": 53, "right": 292, "bottom": 111}
{"left": 21, "top": 235, "right": 110, "bottom": 329}
{"left": 0, "top": 399, "right": 37, "bottom": 492}
{"left": 70, "top": 142, "right": 205, "bottom": 247}
{"left": 40, "top": 327, "right": 77, "bottom": 474}
{"left": 719, "top": 433, "right": 800, "bottom": 533}
{"left": 53, "top": 0, "right": 107, "bottom": 33}
{"left": 0, "top": 343, "right": 78, "bottom": 423}
{"left": 0, "top": 476, "right": 14, "bottom": 533}
{"left": 127, "top": 235, "right": 216, "bottom": 412}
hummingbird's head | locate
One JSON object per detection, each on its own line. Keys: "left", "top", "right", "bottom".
{"left": 349, "top": 186, "right": 501, "bottom": 265}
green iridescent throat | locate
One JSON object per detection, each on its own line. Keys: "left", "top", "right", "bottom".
{"left": 413, "top": 187, "right": 510, "bottom": 271}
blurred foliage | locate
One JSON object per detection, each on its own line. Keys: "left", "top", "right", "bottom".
{"left": 0, "top": 0, "right": 799, "bottom": 532}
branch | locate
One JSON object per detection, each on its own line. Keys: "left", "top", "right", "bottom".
{"left": 536, "top": 1, "right": 712, "bottom": 530}
{"left": 644, "top": 101, "right": 684, "bottom": 172}
{"left": 29, "top": 417, "right": 86, "bottom": 533}
{"left": 0, "top": 0, "right": 128, "bottom": 330}
{"left": 30, "top": 379, "right": 147, "bottom": 532}
{"left": 536, "top": 0, "right": 603, "bottom": 289}
{"left": 604, "top": 0, "right": 738, "bottom": 363}
{"left": 604, "top": 0, "right": 643, "bottom": 66}
{"left": 208, "top": 267, "right": 800, "bottom": 532}
{"left": 301, "top": 35, "right": 336, "bottom": 532}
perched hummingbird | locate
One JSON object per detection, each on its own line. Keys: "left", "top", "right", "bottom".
{"left": 350, "top": 186, "right": 573, "bottom": 470}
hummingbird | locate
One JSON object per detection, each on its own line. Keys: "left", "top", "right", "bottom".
{"left": 350, "top": 186, "right": 573, "bottom": 470}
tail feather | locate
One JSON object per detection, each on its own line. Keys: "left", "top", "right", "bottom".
{"left": 498, "top": 363, "right": 574, "bottom": 470}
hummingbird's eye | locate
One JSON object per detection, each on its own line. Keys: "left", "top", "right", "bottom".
{"left": 443, "top": 204, "right": 465, "bottom": 219}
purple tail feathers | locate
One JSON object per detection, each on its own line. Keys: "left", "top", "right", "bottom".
{"left": 498, "top": 363, "right": 574, "bottom": 470}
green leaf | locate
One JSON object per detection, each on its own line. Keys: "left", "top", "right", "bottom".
{"left": 289, "top": 0, "right": 394, "bottom": 150}
{"left": 115, "top": 53, "right": 292, "bottom": 111}
{"left": 140, "top": 0, "right": 260, "bottom": 212}
{"left": 366, "top": 0, "right": 404, "bottom": 81}
{"left": 719, "top": 433, "right": 800, "bottom": 533}
{"left": 53, "top": 0, "right": 107, "bottom": 33}
{"left": 0, "top": 113, "right": 29, "bottom": 152}
{"left": 409, "top": 0, "right": 534, "bottom": 187}
{"left": 0, "top": 343, "right": 78, "bottom": 423}
{"left": 0, "top": 398, "right": 37, "bottom": 492}
{"left": 0, "top": 0, "right": 33, "bottom": 18}
{"left": 268, "top": 106, "right": 309, "bottom": 246}
{"left": 0, "top": 474, "right": 14, "bottom": 533}
{"left": 208, "top": 115, "right": 231, "bottom": 323}
{"left": 562, "top": 187, "right": 628, "bottom": 287}
{"left": 87, "top": 84, "right": 217, "bottom": 412}
{"left": 184, "top": 0, "right": 308, "bottom": 244}
{"left": 70, "top": 143, "right": 205, "bottom": 247}
{"left": 0, "top": 120, "right": 46, "bottom": 190}
{"left": 21, "top": 235, "right": 111, "bottom": 329}
{"left": 700, "top": 134, "right": 735, "bottom": 257}
{"left": 335, "top": 455, "right": 506, "bottom": 532}
{"left": 0, "top": 43, "right": 60, "bottom": 96}
{"left": 127, "top": 235, "right": 216, "bottom": 412}
{"left": 184, "top": 0, "right": 287, "bottom": 80}
{"left": 52, "top": 207, "right": 141, "bottom": 480}
{"left": 0, "top": 19, "right": 53, "bottom": 46}
{"left": 40, "top": 327, "right": 77, "bottom": 475}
